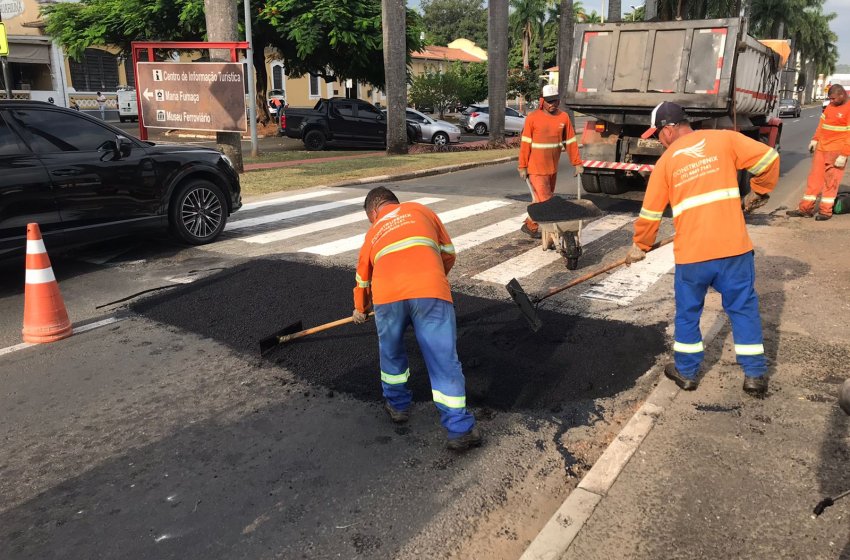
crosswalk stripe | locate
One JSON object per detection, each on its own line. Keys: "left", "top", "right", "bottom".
{"left": 227, "top": 196, "right": 364, "bottom": 231}
{"left": 452, "top": 215, "right": 528, "bottom": 252}
{"left": 581, "top": 242, "right": 675, "bottom": 305}
{"left": 240, "top": 197, "right": 445, "bottom": 245}
{"left": 239, "top": 190, "right": 342, "bottom": 211}
{"left": 473, "top": 213, "right": 634, "bottom": 284}
{"left": 299, "top": 200, "right": 512, "bottom": 256}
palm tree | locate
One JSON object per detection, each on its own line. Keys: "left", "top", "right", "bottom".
{"left": 382, "top": 0, "right": 408, "bottom": 154}
{"left": 489, "top": 0, "right": 509, "bottom": 142}
{"left": 583, "top": 9, "right": 603, "bottom": 22}
{"left": 557, "top": 0, "right": 575, "bottom": 103}
{"left": 510, "top": 0, "right": 546, "bottom": 69}
{"left": 608, "top": 0, "right": 622, "bottom": 22}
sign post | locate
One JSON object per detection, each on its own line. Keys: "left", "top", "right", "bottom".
{"left": 136, "top": 62, "right": 247, "bottom": 133}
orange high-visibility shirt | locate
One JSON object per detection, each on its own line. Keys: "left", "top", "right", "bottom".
{"left": 813, "top": 101, "right": 850, "bottom": 156}
{"left": 353, "top": 202, "right": 455, "bottom": 312}
{"left": 518, "top": 108, "right": 581, "bottom": 175}
{"left": 634, "top": 130, "right": 779, "bottom": 265}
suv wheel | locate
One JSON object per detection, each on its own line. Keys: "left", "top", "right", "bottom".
{"left": 304, "top": 129, "right": 327, "bottom": 151}
{"left": 170, "top": 180, "right": 227, "bottom": 245}
{"left": 432, "top": 132, "right": 449, "bottom": 146}
{"left": 474, "top": 122, "right": 487, "bottom": 136}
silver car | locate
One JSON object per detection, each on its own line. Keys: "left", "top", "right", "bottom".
{"left": 461, "top": 105, "right": 526, "bottom": 136}
{"left": 404, "top": 108, "right": 462, "bottom": 145}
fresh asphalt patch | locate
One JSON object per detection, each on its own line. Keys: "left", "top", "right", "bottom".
{"left": 131, "top": 259, "right": 666, "bottom": 412}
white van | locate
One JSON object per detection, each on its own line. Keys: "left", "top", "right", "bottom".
{"left": 117, "top": 89, "right": 138, "bottom": 122}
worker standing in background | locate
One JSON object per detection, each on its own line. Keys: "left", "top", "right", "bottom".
{"left": 351, "top": 187, "right": 481, "bottom": 451}
{"left": 625, "top": 102, "right": 779, "bottom": 397}
{"left": 787, "top": 84, "right": 850, "bottom": 221}
{"left": 517, "top": 83, "right": 583, "bottom": 239}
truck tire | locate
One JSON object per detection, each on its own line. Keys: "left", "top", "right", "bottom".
{"left": 581, "top": 173, "right": 601, "bottom": 194}
{"left": 304, "top": 130, "right": 327, "bottom": 151}
{"left": 599, "top": 174, "right": 630, "bottom": 195}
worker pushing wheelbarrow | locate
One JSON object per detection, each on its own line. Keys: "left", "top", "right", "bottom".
{"left": 526, "top": 187, "right": 602, "bottom": 270}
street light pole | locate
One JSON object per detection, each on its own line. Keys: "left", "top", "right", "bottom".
{"left": 243, "top": 0, "right": 258, "bottom": 157}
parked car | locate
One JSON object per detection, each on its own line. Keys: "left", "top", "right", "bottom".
{"left": 778, "top": 98, "right": 801, "bottom": 118}
{"left": 0, "top": 100, "right": 241, "bottom": 259}
{"left": 384, "top": 108, "right": 462, "bottom": 145}
{"left": 116, "top": 88, "right": 138, "bottom": 123}
{"left": 279, "top": 97, "right": 417, "bottom": 150}
{"left": 460, "top": 105, "right": 526, "bottom": 136}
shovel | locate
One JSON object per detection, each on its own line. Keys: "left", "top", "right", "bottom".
{"left": 259, "top": 312, "right": 374, "bottom": 355}
{"left": 507, "top": 236, "right": 674, "bottom": 331}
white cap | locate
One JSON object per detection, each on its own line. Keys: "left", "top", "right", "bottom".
{"left": 542, "top": 84, "right": 559, "bottom": 101}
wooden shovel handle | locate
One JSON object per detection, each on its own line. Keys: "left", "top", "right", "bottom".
{"left": 539, "top": 235, "right": 674, "bottom": 303}
{"left": 279, "top": 312, "right": 375, "bottom": 343}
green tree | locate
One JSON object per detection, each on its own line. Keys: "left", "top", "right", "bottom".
{"left": 457, "top": 62, "right": 489, "bottom": 105}
{"left": 260, "top": 0, "right": 423, "bottom": 89}
{"left": 420, "top": 0, "right": 488, "bottom": 47}
{"left": 409, "top": 69, "right": 462, "bottom": 118}
{"left": 507, "top": 67, "right": 541, "bottom": 102}
{"left": 510, "top": 0, "right": 546, "bottom": 69}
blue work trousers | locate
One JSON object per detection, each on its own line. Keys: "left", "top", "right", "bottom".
{"left": 674, "top": 251, "right": 767, "bottom": 379}
{"left": 375, "top": 298, "right": 475, "bottom": 438}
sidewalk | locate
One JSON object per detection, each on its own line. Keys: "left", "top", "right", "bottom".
{"left": 522, "top": 198, "right": 850, "bottom": 558}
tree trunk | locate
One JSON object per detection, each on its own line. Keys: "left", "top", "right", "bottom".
{"left": 608, "top": 0, "right": 621, "bottom": 22}
{"left": 645, "top": 0, "right": 658, "bottom": 20}
{"left": 557, "top": 0, "right": 574, "bottom": 109}
{"left": 253, "top": 46, "right": 271, "bottom": 126}
{"left": 382, "top": 0, "right": 408, "bottom": 154}
{"left": 537, "top": 22, "right": 546, "bottom": 84}
{"left": 204, "top": 0, "right": 244, "bottom": 172}
{"left": 488, "top": 0, "right": 509, "bottom": 143}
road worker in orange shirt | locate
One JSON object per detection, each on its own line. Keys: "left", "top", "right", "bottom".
{"left": 351, "top": 187, "right": 481, "bottom": 451}
{"left": 626, "top": 101, "right": 779, "bottom": 397}
{"left": 787, "top": 84, "right": 850, "bottom": 220}
{"left": 517, "top": 84, "right": 583, "bottom": 239}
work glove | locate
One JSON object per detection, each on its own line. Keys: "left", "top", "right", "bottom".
{"left": 742, "top": 190, "right": 769, "bottom": 214}
{"left": 835, "top": 155, "right": 848, "bottom": 168}
{"left": 518, "top": 167, "right": 529, "bottom": 180}
{"left": 809, "top": 140, "right": 818, "bottom": 153}
{"left": 624, "top": 243, "right": 646, "bottom": 266}
{"left": 352, "top": 310, "right": 370, "bottom": 324}
{"left": 574, "top": 165, "right": 584, "bottom": 176}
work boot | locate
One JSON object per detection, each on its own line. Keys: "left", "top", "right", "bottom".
{"left": 383, "top": 401, "right": 410, "bottom": 424}
{"left": 447, "top": 426, "right": 483, "bottom": 451}
{"left": 520, "top": 223, "right": 541, "bottom": 240}
{"left": 815, "top": 213, "right": 832, "bottom": 221}
{"left": 743, "top": 376, "right": 769, "bottom": 396}
{"left": 786, "top": 209, "right": 813, "bottom": 218}
{"left": 664, "top": 363, "right": 699, "bottom": 391}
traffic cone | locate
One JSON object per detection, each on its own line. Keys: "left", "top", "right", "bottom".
{"left": 22, "top": 223, "right": 72, "bottom": 343}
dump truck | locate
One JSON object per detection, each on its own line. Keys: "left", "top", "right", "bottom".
{"left": 563, "top": 17, "right": 786, "bottom": 195}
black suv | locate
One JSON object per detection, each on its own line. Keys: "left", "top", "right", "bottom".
{"left": 0, "top": 100, "right": 241, "bottom": 259}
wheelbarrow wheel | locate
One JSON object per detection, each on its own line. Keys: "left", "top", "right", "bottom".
{"left": 566, "top": 257, "right": 579, "bottom": 270}
{"left": 561, "top": 231, "right": 582, "bottom": 270}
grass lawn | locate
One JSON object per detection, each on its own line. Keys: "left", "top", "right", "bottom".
{"left": 242, "top": 148, "right": 377, "bottom": 165}
{"left": 239, "top": 149, "right": 517, "bottom": 198}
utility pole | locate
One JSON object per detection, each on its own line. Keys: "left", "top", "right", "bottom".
{"left": 243, "top": 0, "right": 258, "bottom": 157}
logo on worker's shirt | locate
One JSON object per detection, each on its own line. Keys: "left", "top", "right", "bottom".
{"left": 672, "top": 138, "right": 707, "bottom": 160}
{"left": 375, "top": 208, "right": 400, "bottom": 224}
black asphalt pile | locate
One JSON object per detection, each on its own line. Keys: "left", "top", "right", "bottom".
{"left": 527, "top": 196, "right": 603, "bottom": 223}
{"left": 132, "top": 259, "right": 666, "bottom": 411}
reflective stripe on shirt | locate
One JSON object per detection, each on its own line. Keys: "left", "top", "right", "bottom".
{"left": 639, "top": 208, "right": 664, "bottom": 221}
{"left": 355, "top": 273, "right": 371, "bottom": 288}
{"left": 521, "top": 136, "right": 533, "bottom": 143}
{"left": 821, "top": 123, "right": 850, "bottom": 132}
{"left": 747, "top": 148, "right": 779, "bottom": 175}
{"left": 530, "top": 142, "right": 563, "bottom": 149}
{"left": 671, "top": 187, "right": 739, "bottom": 218}
{"left": 564, "top": 136, "right": 578, "bottom": 145}
{"left": 440, "top": 243, "right": 455, "bottom": 255}
{"left": 374, "top": 236, "right": 439, "bottom": 262}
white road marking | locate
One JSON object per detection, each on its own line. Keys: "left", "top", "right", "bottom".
{"left": 226, "top": 196, "right": 365, "bottom": 231}
{"left": 473, "top": 213, "right": 634, "bottom": 284}
{"left": 299, "top": 200, "right": 512, "bottom": 256}
{"left": 581, "top": 242, "right": 675, "bottom": 305}
{"left": 242, "top": 197, "right": 444, "bottom": 245}
{"left": 452, "top": 214, "right": 528, "bottom": 252}
{"left": 239, "top": 190, "right": 342, "bottom": 211}
{"left": 0, "top": 316, "right": 124, "bottom": 358}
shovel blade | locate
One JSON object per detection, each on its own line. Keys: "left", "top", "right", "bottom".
{"left": 506, "top": 278, "right": 543, "bottom": 332}
{"left": 259, "top": 320, "right": 304, "bottom": 355}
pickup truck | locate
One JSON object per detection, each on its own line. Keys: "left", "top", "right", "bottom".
{"left": 279, "top": 97, "right": 417, "bottom": 150}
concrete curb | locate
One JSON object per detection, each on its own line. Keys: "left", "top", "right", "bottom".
{"left": 293, "top": 156, "right": 519, "bottom": 191}
{"left": 520, "top": 310, "right": 727, "bottom": 560}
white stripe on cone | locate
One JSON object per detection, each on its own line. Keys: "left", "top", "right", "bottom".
{"left": 26, "top": 267, "right": 56, "bottom": 284}
{"left": 26, "top": 239, "right": 47, "bottom": 254}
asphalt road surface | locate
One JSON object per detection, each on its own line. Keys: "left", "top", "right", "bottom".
{"left": 0, "top": 108, "right": 822, "bottom": 559}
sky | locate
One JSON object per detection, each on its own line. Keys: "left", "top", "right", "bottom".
{"left": 407, "top": 0, "right": 850, "bottom": 67}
